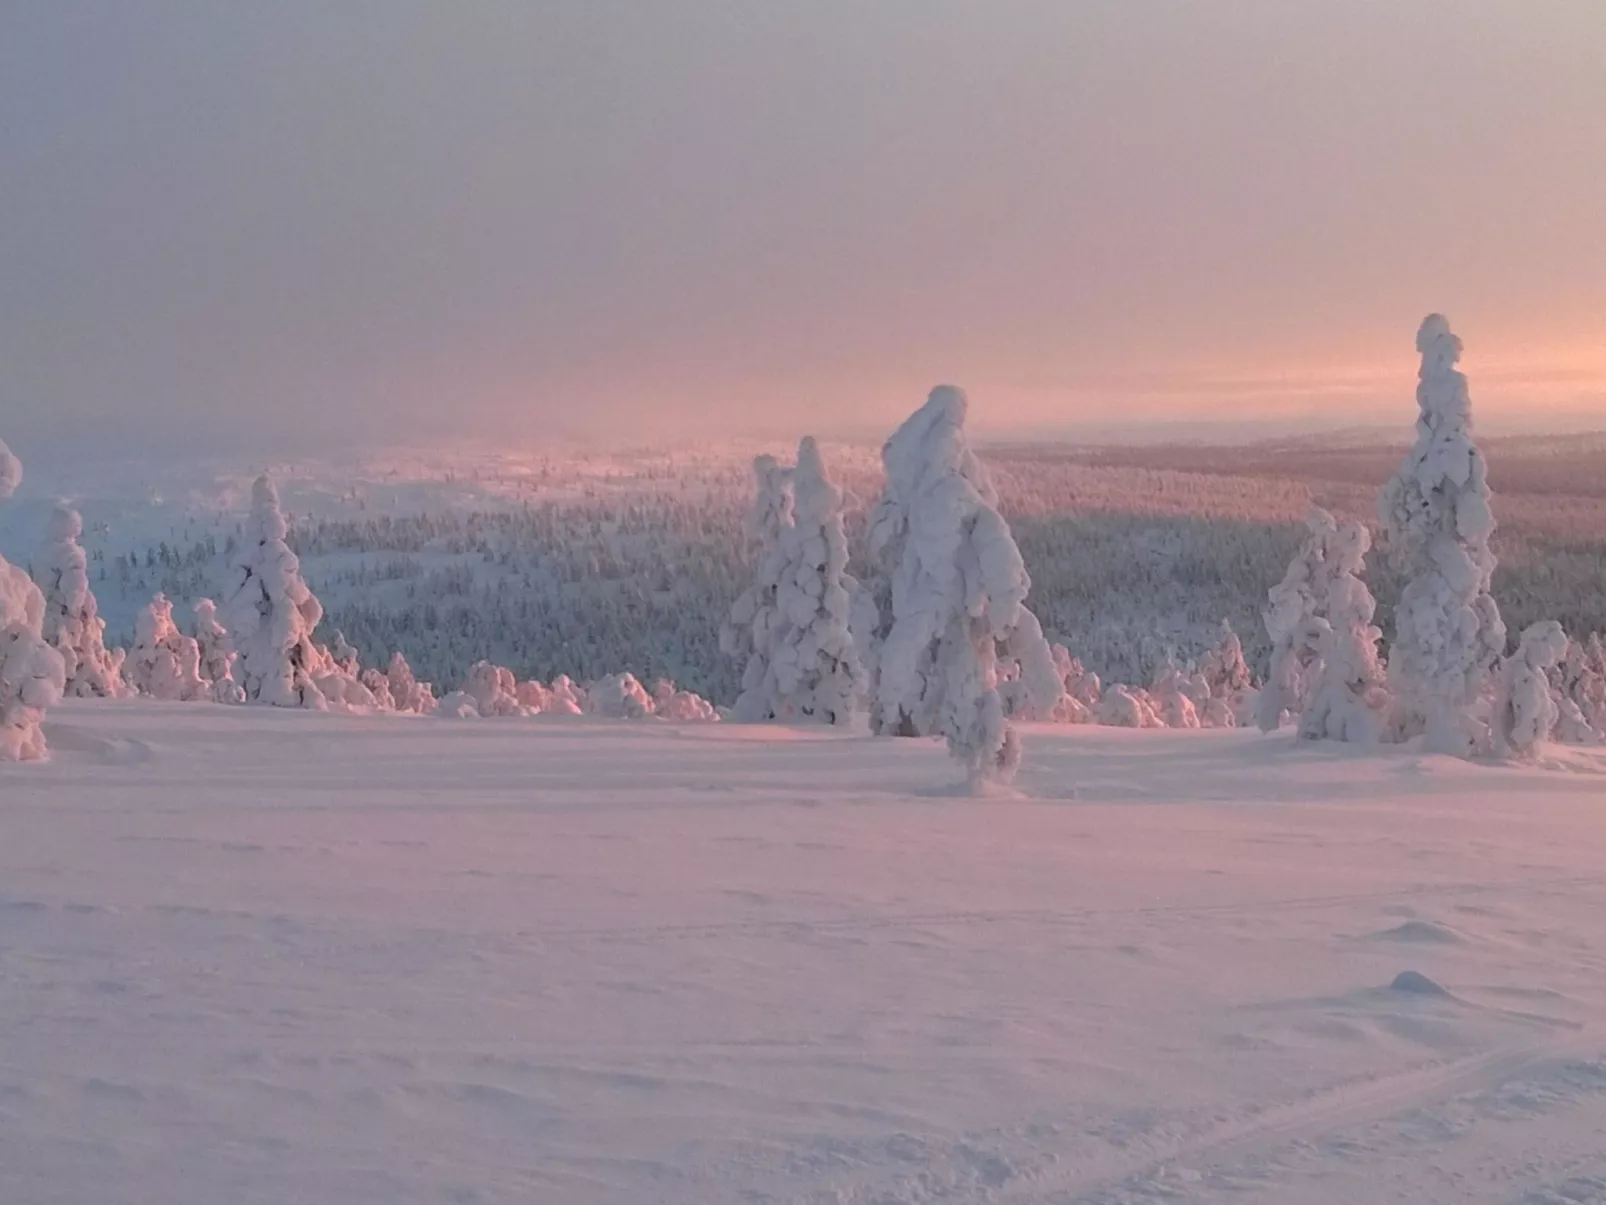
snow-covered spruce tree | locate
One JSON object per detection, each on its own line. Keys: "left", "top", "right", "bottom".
{"left": 857, "top": 386, "right": 1062, "bottom": 787}
{"left": 1149, "top": 656, "right": 1201, "bottom": 729}
{"left": 1492, "top": 621, "right": 1569, "bottom": 761}
{"left": 1256, "top": 508, "right": 1340, "bottom": 732}
{"left": 587, "top": 671, "right": 655, "bottom": 719}
{"left": 1199, "top": 620, "right": 1253, "bottom": 728}
{"left": 0, "top": 439, "right": 66, "bottom": 761}
{"left": 1380, "top": 314, "right": 1507, "bottom": 756}
{"left": 719, "top": 455, "right": 794, "bottom": 721}
{"left": 128, "top": 593, "right": 208, "bottom": 701}
{"left": 650, "top": 678, "right": 719, "bottom": 721}
{"left": 463, "top": 660, "right": 527, "bottom": 717}
{"left": 768, "top": 437, "right": 865, "bottom": 725}
{"left": 219, "top": 475, "right": 328, "bottom": 707}
{"left": 192, "top": 599, "right": 245, "bottom": 703}
{"left": 546, "top": 674, "right": 585, "bottom": 715}
{"left": 386, "top": 651, "right": 436, "bottom": 714}
{"left": 39, "top": 504, "right": 129, "bottom": 697}
{"left": 1097, "top": 683, "right": 1164, "bottom": 729}
{"left": 1299, "top": 520, "right": 1392, "bottom": 743}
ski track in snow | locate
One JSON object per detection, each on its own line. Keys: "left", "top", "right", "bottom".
{"left": 3, "top": 701, "right": 1606, "bottom": 1204}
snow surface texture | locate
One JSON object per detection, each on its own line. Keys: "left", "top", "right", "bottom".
{"left": 5, "top": 703, "right": 1606, "bottom": 1205}
{"left": 219, "top": 475, "right": 330, "bottom": 708}
{"left": 0, "top": 440, "right": 66, "bottom": 760}
{"left": 858, "top": 386, "right": 1062, "bottom": 786}
{"left": 39, "top": 505, "right": 129, "bottom": 698}
{"left": 1381, "top": 314, "right": 1507, "bottom": 756}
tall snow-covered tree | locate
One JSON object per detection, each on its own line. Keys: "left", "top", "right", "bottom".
{"left": 39, "top": 504, "right": 129, "bottom": 698}
{"left": 1299, "top": 520, "right": 1392, "bottom": 743}
{"left": 1492, "top": 621, "right": 1569, "bottom": 761}
{"left": 719, "top": 455, "right": 795, "bottom": 721}
{"left": 0, "top": 439, "right": 66, "bottom": 760}
{"left": 219, "top": 475, "right": 328, "bottom": 707}
{"left": 768, "top": 437, "right": 865, "bottom": 725}
{"left": 1256, "top": 508, "right": 1340, "bottom": 732}
{"left": 1380, "top": 314, "right": 1507, "bottom": 756}
{"left": 856, "top": 386, "right": 1062, "bottom": 787}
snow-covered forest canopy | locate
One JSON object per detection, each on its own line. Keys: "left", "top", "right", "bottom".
{"left": 3, "top": 433, "right": 1606, "bottom": 708}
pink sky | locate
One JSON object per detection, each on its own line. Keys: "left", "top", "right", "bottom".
{"left": 3, "top": 2, "right": 1602, "bottom": 448}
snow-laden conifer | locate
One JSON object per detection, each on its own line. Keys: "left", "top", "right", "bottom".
{"left": 1299, "top": 521, "right": 1391, "bottom": 743}
{"left": 220, "top": 475, "right": 327, "bottom": 707}
{"left": 587, "top": 671, "right": 655, "bottom": 719}
{"left": 192, "top": 599, "right": 245, "bottom": 703}
{"left": 387, "top": 651, "right": 436, "bottom": 714}
{"left": 1380, "top": 315, "right": 1507, "bottom": 756}
{"left": 127, "top": 593, "right": 208, "bottom": 701}
{"left": 768, "top": 437, "right": 864, "bottom": 725}
{"left": 1492, "top": 621, "right": 1569, "bottom": 761}
{"left": 39, "top": 505, "right": 129, "bottom": 697}
{"left": 720, "top": 455, "right": 794, "bottom": 721}
{"left": 857, "top": 386, "right": 1062, "bottom": 786}
{"left": 1, "top": 441, "right": 66, "bottom": 760}
{"left": 1256, "top": 508, "right": 1340, "bottom": 732}
{"left": 1, "top": 447, "right": 65, "bottom": 760}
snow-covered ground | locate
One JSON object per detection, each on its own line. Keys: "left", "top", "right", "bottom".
{"left": 4, "top": 707, "right": 1606, "bottom": 1203}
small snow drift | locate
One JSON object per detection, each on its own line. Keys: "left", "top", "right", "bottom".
{"left": 1389, "top": 970, "right": 1452, "bottom": 997}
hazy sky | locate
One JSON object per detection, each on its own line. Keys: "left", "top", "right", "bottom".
{"left": 3, "top": 1, "right": 1603, "bottom": 450}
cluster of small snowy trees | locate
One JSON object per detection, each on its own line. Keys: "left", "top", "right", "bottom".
{"left": 1248, "top": 315, "right": 1606, "bottom": 761}
{"left": 722, "top": 387, "right": 1255, "bottom": 788}
{"left": 1, "top": 463, "right": 721, "bottom": 761}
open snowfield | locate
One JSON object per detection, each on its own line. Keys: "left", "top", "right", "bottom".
{"left": 4, "top": 707, "right": 1606, "bottom": 1204}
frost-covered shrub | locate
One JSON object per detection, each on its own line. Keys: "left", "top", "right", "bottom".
{"left": 1097, "top": 684, "right": 1164, "bottom": 729}
{"left": 462, "top": 661, "right": 528, "bottom": 717}
{"left": 2, "top": 439, "right": 66, "bottom": 759}
{"left": 1299, "top": 521, "right": 1392, "bottom": 743}
{"left": 1199, "top": 620, "right": 1253, "bottom": 727}
{"left": 127, "top": 593, "right": 208, "bottom": 701}
{"left": 220, "top": 475, "right": 328, "bottom": 707}
{"left": 856, "top": 387, "right": 1062, "bottom": 786}
{"left": 360, "top": 667, "right": 396, "bottom": 710}
{"left": 1492, "top": 621, "right": 1569, "bottom": 761}
{"left": 719, "top": 455, "right": 794, "bottom": 721}
{"left": 387, "top": 651, "right": 437, "bottom": 715}
{"left": 192, "top": 598, "right": 245, "bottom": 703}
{"left": 768, "top": 437, "right": 865, "bottom": 725}
{"left": 587, "top": 671, "right": 655, "bottom": 719}
{"left": 546, "top": 674, "right": 585, "bottom": 716}
{"left": 40, "top": 505, "right": 129, "bottom": 698}
{"left": 1149, "top": 657, "right": 1201, "bottom": 729}
{"left": 1380, "top": 315, "right": 1507, "bottom": 756}
{"left": 650, "top": 678, "right": 719, "bottom": 721}
{"left": 1256, "top": 508, "right": 1341, "bottom": 732}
